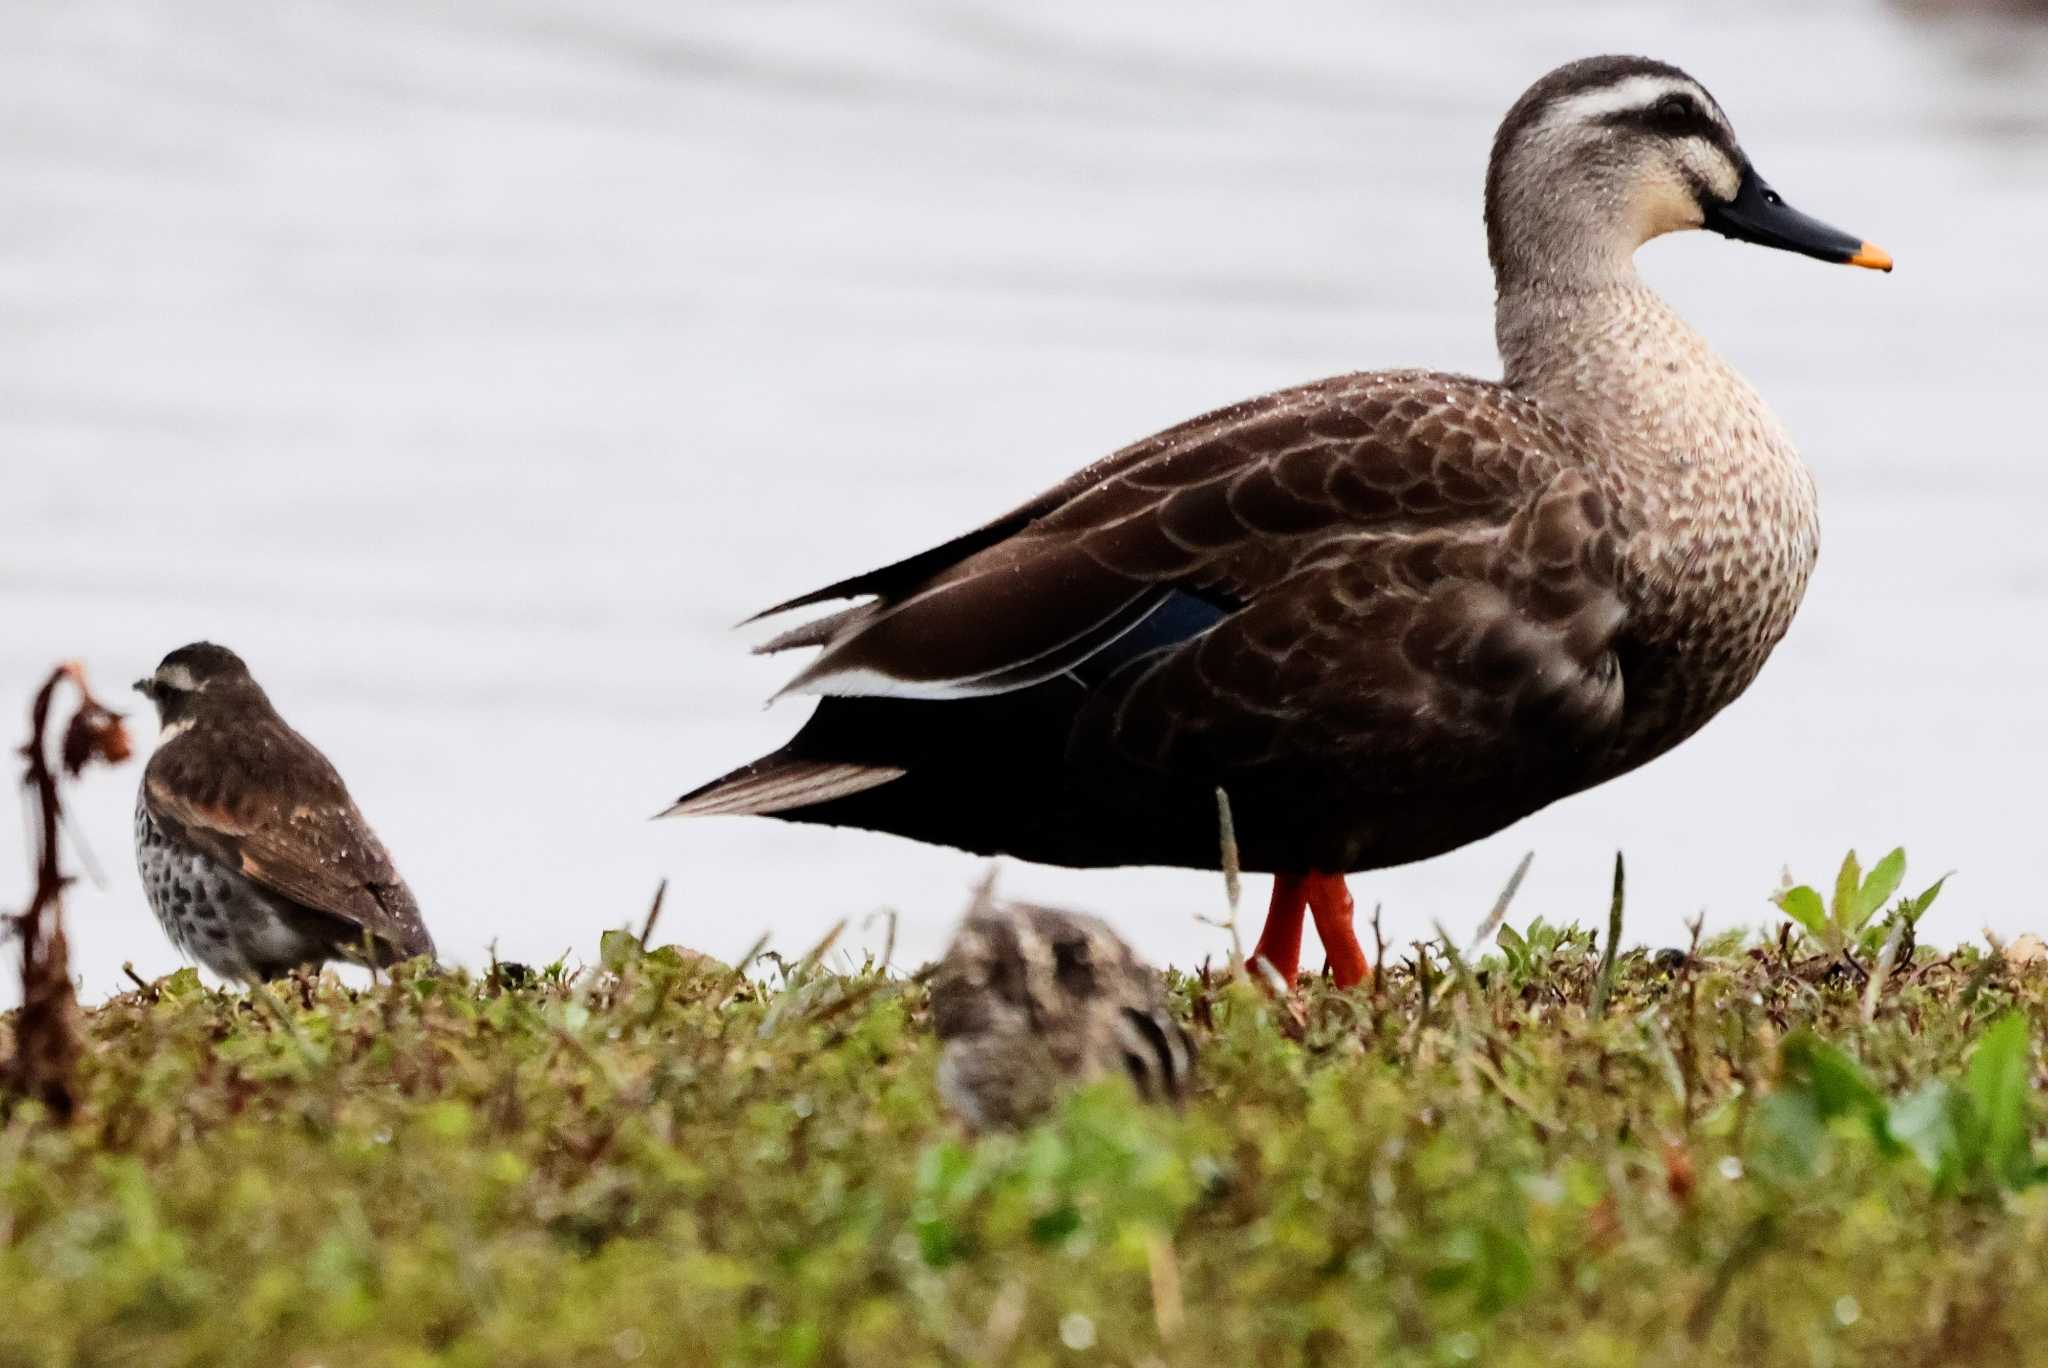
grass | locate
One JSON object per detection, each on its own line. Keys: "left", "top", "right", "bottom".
{"left": 5, "top": 897, "right": 2048, "bottom": 1367}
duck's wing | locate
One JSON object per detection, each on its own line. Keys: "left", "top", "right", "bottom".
{"left": 749, "top": 370, "right": 1629, "bottom": 790}
{"left": 1075, "top": 463, "right": 1629, "bottom": 796}
{"left": 745, "top": 374, "right": 1357, "bottom": 626}
{"left": 143, "top": 734, "right": 435, "bottom": 963}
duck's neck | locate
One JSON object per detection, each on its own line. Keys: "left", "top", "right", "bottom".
{"left": 1493, "top": 270, "right": 1821, "bottom": 746}
{"left": 1494, "top": 276, "right": 1785, "bottom": 479}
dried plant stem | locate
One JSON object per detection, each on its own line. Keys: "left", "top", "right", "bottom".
{"left": 1590, "top": 853, "right": 1625, "bottom": 1017}
{"left": 1466, "top": 851, "right": 1535, "bottom": 959}
{"left": 1862, "top": 915, "right": 1907, "bottom": 1025}
{"left": 7, "top": 662, "right": 132, "bottom": 1121}
{"left": 1369, "top": 904, "right": 1387, "bottom": 1006}
{"left": 638, "top": 878, "right": 669, "bottom": 951}
{"left": 1202, "top": 787, "right": 1250, "bottom": 979}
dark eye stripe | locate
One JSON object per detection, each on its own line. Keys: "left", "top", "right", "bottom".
{"left": 1597, "top": 99, "right": 1736, "bottom": 161}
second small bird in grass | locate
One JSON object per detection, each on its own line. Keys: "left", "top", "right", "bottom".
{"left": 133, "top": 643, "right": 435, "bottom": 983}
{"left": 929, "top": 897, "right": 1195, "bottom": 1130}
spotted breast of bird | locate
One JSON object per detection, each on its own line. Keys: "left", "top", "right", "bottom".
{"left": 133, "top": 642, "right": 435, "bottom": 983}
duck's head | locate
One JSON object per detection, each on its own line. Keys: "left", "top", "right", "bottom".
{"left": 1485, "top": 55, "right": 1890, "bottom": 290}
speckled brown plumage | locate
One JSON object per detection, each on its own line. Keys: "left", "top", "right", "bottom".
{"left": 672, "top": 55, "right": 1884, "bottom": 978}
{"left": 134, "top": 643, "right": 434, "bottom": 982}
{"left": 929, "top": 897, "right": 1193, "bottom": 1130}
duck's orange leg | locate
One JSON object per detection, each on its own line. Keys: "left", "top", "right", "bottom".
{"left": 1305, "top": 874, "right": 1370, "bottom": 989}
{"left": 1250, "top": 873, "right": 1309, "bottom": 987}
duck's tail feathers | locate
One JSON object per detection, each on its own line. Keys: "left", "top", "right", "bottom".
{"left": 750, "top": 603, "right": 876, "bottom": 657}
{"left": 661, "top": 752, "right": 907, "bottom": 819}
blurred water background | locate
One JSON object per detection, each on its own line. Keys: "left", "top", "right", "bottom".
{"left": 5, "top": 0, "right": 2047, "bottom": 1003}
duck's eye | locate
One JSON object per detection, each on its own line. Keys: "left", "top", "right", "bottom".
{"left": 1652, "top": 94, "right": 1695, "bottom": 123}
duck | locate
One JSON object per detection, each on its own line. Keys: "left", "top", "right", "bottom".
{"left": 927, "top": 895, "right": 1195, "bottom": 1130}
{"left": 669, "top": 55, "right": 1891, "bottom": 990}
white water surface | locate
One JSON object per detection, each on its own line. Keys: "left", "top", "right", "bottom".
{"left": 5, "top": 1, "right": 2047, "bottom": 1002}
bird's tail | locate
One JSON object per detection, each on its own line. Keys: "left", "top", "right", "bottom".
{"left": 661, "top": 751, "right": 906, "bottom": 819}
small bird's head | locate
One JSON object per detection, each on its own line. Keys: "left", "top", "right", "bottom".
{"left": 134, "top": 642, "right": 260, "bottom": 731}
{"left": 1485, "top": 55, "right": 1890, "bottom": 289}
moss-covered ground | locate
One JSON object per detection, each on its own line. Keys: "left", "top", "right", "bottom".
{"left": 6, "top": 903, "right": 2048, "bottom": 1367}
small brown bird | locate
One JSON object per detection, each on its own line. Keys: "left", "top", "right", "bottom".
{"left": 929, "top": 897, "right": 1194, "bottom": 1130}
{"left": 132, "top": 643, "right": 434, "bottom": 982}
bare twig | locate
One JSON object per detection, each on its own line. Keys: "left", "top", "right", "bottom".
{"left": 1467, "top": 851, "right": 1535, "bottom": 959}
{"left": 1215, "top": 787, "right": 1241, "bottom": 914}
{"left": 1199, "top": 788, "right": 1248, "bottom": 978}
{"left": 1675, "top": 911, "right": 1706, "bottom": 1126}
{"left": 1431, "top": 922, "right": 1487, "bottom": 1024}
{"left": 708, "top": 932, "right": 774, "bottom": 1034}
{"left": 638, "top": 878, "right": 669, "bottom": 951}
{"left": 864, "top": 906, "right": 900, "bottom": 976}
{"left": 1369, "top": 903, "right": 1387, "bottom": 1006}
{"left": 792, "top": 919, "right": 845, "bottom": 982}
{"left": 1147, "top": 1234, "right": 1185, "bottom": 1342}
{"left": 1861, "top": 915, "right": 1907, "bottom": 1025}
{"left": 7, "top": 662, "right": 132, "bottom": 1121}
{"left": 1590, "top": 853, "right": 1625, "bottom": 1017}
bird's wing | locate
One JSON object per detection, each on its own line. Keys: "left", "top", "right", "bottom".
{"left": 1072, "top": 463, "right": 1630, "bottom": 796}
{"left": 745, "top": 373, "right": 1363, "bottom": 624}
{"left": 143, "top": 732, "right": 434, "bottom": 962}
{"left": 756, "top": 369, "right": 1630, "bottom": 789}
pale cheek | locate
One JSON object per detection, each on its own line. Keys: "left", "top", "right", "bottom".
{"left": 1633, "top": 185, "right": 1705, "bottom": 240}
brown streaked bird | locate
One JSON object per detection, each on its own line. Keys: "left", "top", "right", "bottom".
{"left": 133, "top": 643, "right": 434, "bottom": 982}
{"left": 929, "top": 897, "right": 1194, "bottom": 1130}
{"left": 670, "top": 55, "right": 1890, "bottom": 989}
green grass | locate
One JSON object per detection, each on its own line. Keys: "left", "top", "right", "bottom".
{"left": 5, "top": 910, "right": 2048, "bottom": 1367}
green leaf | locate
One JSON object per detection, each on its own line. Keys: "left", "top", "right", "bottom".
{"left": 1029, "top": 1204, "right": 1082, "bottom": 1246}
{"left": 1898, "top": 875, "right": 1949, "bottom": 924}
{"left": 598, "top": 928, "right": 641, "bottom": 974}
{"left": 1889, "top": 1081, "right": 1962, "bottom": 1188}
{"left": 1966, "top": 1013, "right": 2033, "bottom": 1189}
{"left": 1855, "top": 848, "right": 1907, "bottom": 930}
{"left": 1751, "top": 1091, "right": 1826, "bottom": 1184}
{"left": 1832, "top": 852, "right": 1863, "bottom": 927}
{"left": 1497, "top": 924, "right": 1528, "bottom": 975}
{"left": 158, "top": 967, "right": 204, "bottom": 1000}
{"left": 914, "top": 1139, "right": 976, "bottom": 1203}
{"left": 1430, "top": 1220, "right": 1536, "bottom": 1314}
{"left": 421, "top": 1100, "right": 473, "bottom": 1141}
{"left": 1775, "top": 885, "right": 1828, "bottom": 938}
{"left": 1475, "top": 1222, "right": 1535, "bottom": 1313}
{"left": 1781, "top": 1031, "right": 1891, "bottom": 1148}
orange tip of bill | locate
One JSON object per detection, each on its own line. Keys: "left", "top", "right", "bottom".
{"left": 1850, "top": 242, "right": 1893, "bottom": 272}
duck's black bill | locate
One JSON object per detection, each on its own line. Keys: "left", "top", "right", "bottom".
{"left": 1704, "top": 165, "right": 1891, "bottom": 272}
